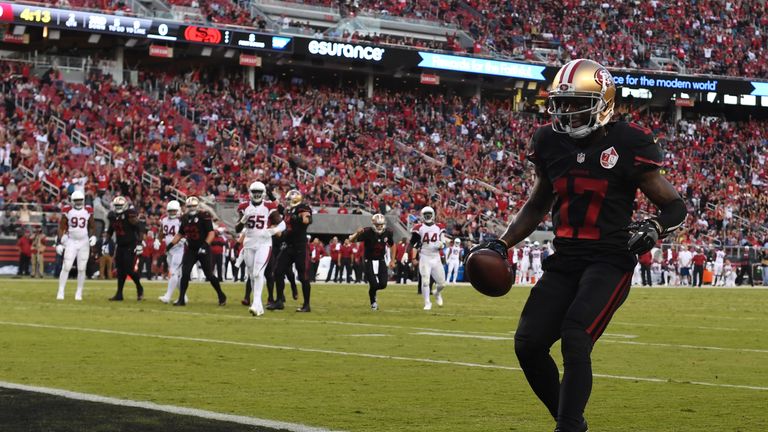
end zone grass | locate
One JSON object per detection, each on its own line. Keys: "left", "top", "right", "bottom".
{"left": 0, "top": 279, "right": 766, "bottom": 431}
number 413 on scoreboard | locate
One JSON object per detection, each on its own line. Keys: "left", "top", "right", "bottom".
{"left": 18, "top": 6, "right": 52, "bottom": 23}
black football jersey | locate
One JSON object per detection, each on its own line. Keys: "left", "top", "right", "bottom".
{"left": 283, "top": 203, "right": 312, "bottom": 246}
{"left": 108, "top": 207, "right": 141, "bottom": 247}
{"left": 358, "top": 227, "right": 394, "bottom": 260}
{"left": 180, "top": 211, "right": 214, "bottom": 249}
{"left": 528, "top": 121, "right": 664, "bottom": 270}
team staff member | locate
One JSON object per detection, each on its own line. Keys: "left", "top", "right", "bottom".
{"left": 270, "top": 189, "right": 312, "bottom": 312}
{"left": 108, "top": 196, "right": 146, "bottom": 301}
{"left": 471, "top": 60, "right": 686, "bottom": 432}
{"left": 339, "top": 239, "right": 354, "bottom": 283}
{"left": 167, "top": 196, "right": 227, "bottom": 306}
{"left": 309, "top": 238, "right": 325, "bottom": 283}
{"left": 349, "top": 214, "right": 395, "bottom": 310}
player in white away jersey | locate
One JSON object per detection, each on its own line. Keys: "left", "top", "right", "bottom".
{"left": 518, "top": 238, "right": 532, "bottom": 284}
{"left": 56, "top": 191, "right": 96, "bottom": 300}
{"left": 409, "top": 206, "right": 449, "bottom": 310}
{"left": 236, "top": 181, "right": 285, "bottom": 316}
{"left": 530, "top": 241, "right": 543, "bottom": 281}
{"left": 446, "top": 238, "right": 463, "bottom": 283}
{"left": 159, "top": 200, "right": 187, "bottom": 304}
{"left": 713, "top": 248, "right": 726, "bottom": 286}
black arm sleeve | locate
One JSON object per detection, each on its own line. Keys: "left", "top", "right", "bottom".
{"left": 409, "top": 232, "right": 421, "bottom": 248}
{"left": 654, "top": 198, "right": 686, "bottom": 237}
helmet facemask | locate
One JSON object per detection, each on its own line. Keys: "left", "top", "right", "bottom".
{"left": 250, "top": 187, "right": 265, "bottom": 205}
{"left": 548, "top": 93, "right": 611, "bottom": 139}
{"left": 113, "top": 197, "right": 127, "bottom": 214}
{"left": 372, "top": 214, "right": 386, "bottom": 233}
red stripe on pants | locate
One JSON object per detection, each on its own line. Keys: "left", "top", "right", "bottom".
{"left": 586, "top": 272, "right": 631, "bottom": 335}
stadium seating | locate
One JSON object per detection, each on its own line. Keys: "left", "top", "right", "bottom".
{"left": 0, "top": 59, "right": 766, "bottom": 245}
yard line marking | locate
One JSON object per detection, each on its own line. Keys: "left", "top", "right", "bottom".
{"left": 345, "top": 334, "right": 390, "bottom": 337}
{"left": 600, "top": 333, "right": 638, "bottom": 339}
{"left": 414, "top": 331, "right": 513, "bottom": 341}
{"left": 601, "top": 340, "right": 768, "bottom": 354}
{"left": 1, "top": 321, "right": 766, "bottom": 392}
{"left": 612, "top": 322, "right": 742, "bottom": 331}
{"left": 413, "top": 331, "right": 768, "bottom": 354}
{"left": 0, "top": 381, "right": 343, "bottom": 432}
{"left": 4, "top": 300, "right": 767, "bottom": 353}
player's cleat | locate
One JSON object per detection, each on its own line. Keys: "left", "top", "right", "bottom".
{"left": 108, "top": 295, "right": 123, "bottom": 301}
{"left": 249, "top": 308, "right": 264, "bottom": 317}
{"left": 137, "top": 295, "right": 145, "bottom": 301}
{"left": 173, "top": 300, "right": 186, "bottom": 306}
{"left": 56, "top": 295, "right": 64, "bottom": 301}
{"left": 158, "top": 296, "right": 170, "bottom": 304}
{"left": 218, "top": 296, "right": 227, "bottom": 306}
{"left": 266, "top": 301, "right": 284, "bottom": 310}
{"left": 371, "top": 302, "right": 378, "bottom": 311}
{"left": 296, "top": 306, "right": 311, "bottom": 313}
{"left": 241, "top": 299, "right": 250, "bottom": 306}
{"left": 75, "top": 296, "right": 82, "bottom": 301}
{"left": 435, "top": 293, "right": 444, "bottom": 307}
{"left": 423, "top": 302, "right": 432, "bottom": 311}
{"left": 291, "top": 288, "right": 299, "bottom": 300}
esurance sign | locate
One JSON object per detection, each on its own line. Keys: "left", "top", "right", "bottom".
{"left": 307, "top": 40, "right": 385, "bottom": 62}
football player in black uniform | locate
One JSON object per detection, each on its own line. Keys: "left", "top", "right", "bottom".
{"left": 107, "top": 196, "right": 145, "bottom": 301}
{"left": 349, "top": 214, "right": 396, "bottom": 310}
{"left": 269, "top": 189, "right": 313, "bottom": 312}
{"left": 166, "top": 196, "right": 227, "bottom": 306}
{"left": 471, "top": 59, "right": 687, "bottom": 432}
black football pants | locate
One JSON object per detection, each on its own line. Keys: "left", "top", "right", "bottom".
{"left": 514, "top": 262, "right": 632, "bottom": 432}
{"left": 364, "top": 259, "right": 388, "bottom": 305}
{"left": 114, "top": 246, "right": 144, "bottom": 298}
{"left": 275, "top": 245, "right": 311, "bottom": 308}
{"left": 178, "top": 248, "right": 226, "bottom": 304}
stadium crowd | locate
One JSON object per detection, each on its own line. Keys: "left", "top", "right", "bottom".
{"left": 37, "top": 0, "right": 768, "bottom": 78}
{"left": 0, "top": 60, "right": 766, "bottom": 251}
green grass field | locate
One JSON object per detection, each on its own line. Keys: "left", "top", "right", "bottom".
{"left": 0, "top": 278, "right": 766, "bottom": 432}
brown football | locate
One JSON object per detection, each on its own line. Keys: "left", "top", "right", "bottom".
{"left": 465, "top": 249, "right": 513, "bottom": 297}
{"left": 268, "top": 211, "right": 283, "bottom": 227}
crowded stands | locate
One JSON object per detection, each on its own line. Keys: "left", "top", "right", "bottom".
{"left": 0, "top": 59, "right": 766, "bottom": 249}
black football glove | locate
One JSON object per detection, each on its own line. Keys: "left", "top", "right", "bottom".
{"left": 627, "top": 219, "right": 662, "bottom": 255}
{"left": 466, "top": 239, "right": 508, "bottom": 264}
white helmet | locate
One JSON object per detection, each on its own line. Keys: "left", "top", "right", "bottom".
{"left": 534, "top": 241, "right": 540, "bottom": 247}
{"left": 454, "top": 238, "right": 461, "bottom": 245}
{"left": 524, "top": 237, "right": 531, "bottom": 245}
{"left": 71, "top": 190, "right": 85, "bottom": 210}
{"left": 249, "top": 181, "right": 266, "bottom": 205}
{"left": 372, "top": 213, "right": 386, "bottom": 233}
{"left": 166, "top": 200, "right": 181, "bottom": 218}
{"left": 112, "top": 196, "right": 128, "bottom": 214}
{"left": 185, "top": 196, "right": 200, "bottom": 216}
{"left": 420, "top": 206, "right": 435, "bottom": 225}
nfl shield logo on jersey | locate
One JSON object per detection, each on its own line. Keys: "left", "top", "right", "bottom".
{"left": 577, "top": 152, "right": 585, "bottom": 163}
{"left": 600, "top": 146, "right": 619, "bottom": 169}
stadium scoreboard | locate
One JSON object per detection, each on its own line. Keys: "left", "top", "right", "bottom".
{"left": 0, "top": 2, "right": 293, "bottom": 53}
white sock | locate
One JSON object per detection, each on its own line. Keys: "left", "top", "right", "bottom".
{"left": 57, "top": 268, "right": 70, "bottom": 298}
{"left": 75, "top": 270, "right": 86, "bottom": 299}
{"left": 250, "top": 274, "right": 265, "bottom": 313}
{"left": 164, "top": 272, "right": 180, "bottom": 299}
{"left": 422, "top": 279, "right": 431, "bottom": 304}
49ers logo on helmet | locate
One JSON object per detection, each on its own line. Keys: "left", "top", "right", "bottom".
{"left": 594, "top": 68, "right": 613, "bottom": 87}
{"left": 558, "top": 83, "right": 571, "bottom": 92}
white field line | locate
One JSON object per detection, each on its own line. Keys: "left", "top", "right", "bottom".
{"left": 0, "top": 381, "right": 343, "bottom": 432}
{"left": 3, "top": 300, "right": 767, "bottom": 353}
{"left": 412, "top": 331, "right": 768, "bottom": 354}
{"left": 1, "top": 321, "right": 766, "bottom": 392}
